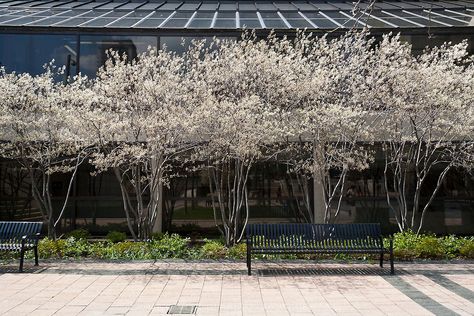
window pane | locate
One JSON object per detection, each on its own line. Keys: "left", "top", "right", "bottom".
{"left": 0, "top": 33, "right": 77, "bottom": 81}
{"left": 79, "top": 35, "right": 157, "bottom": 78}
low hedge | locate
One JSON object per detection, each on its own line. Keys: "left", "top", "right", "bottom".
{"left": 2, "top": 231, "right": 473, "bottom": 261}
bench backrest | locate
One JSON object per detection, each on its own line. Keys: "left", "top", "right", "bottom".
{"left": 0, "top": 221, "right": 43, "bottom": 244}
{"left": 246, "top": 223, "right": 383, "bottom": 249}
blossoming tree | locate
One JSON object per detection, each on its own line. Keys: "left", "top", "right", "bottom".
{"left": 374, "top": 37, "right": 474, "bottom": 233}
{"left": 0, "top": 67, "right": 93, "bottom": 238}
{"left": 88, "top": 48, "right": 204, "bottom": 240}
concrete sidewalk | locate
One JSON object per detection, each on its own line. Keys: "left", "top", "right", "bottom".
{"left": 0, "top": 260, "right": 473, "bottom": 315}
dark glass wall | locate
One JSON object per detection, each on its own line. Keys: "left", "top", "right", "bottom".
{"left": 79, "top": 35, "right": 158, "bottom": 77}
{"left": 0, "top": 34, "right": 77, "bottom": 79}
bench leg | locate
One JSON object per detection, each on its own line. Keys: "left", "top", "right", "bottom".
{"left": 379, "top": 252, "right": 384, "bottom": 268}
{"left": 389, "top": 239, "right": 394, "bottom": 275}
{"left": 246, "top": 245, "right": 251, "bottom": 276}
{"left": 19, "top": 248, "right": 25, "bottom": 273}
{"left": 34, "top": 246, "right": 39, "bottom": 266}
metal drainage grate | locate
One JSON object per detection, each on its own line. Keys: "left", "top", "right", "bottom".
{"left": 167, "top": 305, "right": 197, "bottom": 314}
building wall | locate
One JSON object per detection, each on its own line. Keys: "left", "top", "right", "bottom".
{"left": 1, "top": 30, "right": 474, "bottom": 235}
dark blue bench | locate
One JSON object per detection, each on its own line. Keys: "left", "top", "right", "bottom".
{"left": 0, "top": 221, "right": 42, "bottom": 272}
{"left": 246, "top": 223, "right": 394, "bottom": 275}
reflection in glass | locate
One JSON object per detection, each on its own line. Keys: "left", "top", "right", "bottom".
{"left": 0, "top": 34, "right": 77, "bottom": 81}
{"left": 79, "top": 35, "right": 157, "bottom": 78}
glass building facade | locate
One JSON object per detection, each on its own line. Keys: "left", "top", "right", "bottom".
{"left": 1, "top": 0, "right": 474, "bottom": 235}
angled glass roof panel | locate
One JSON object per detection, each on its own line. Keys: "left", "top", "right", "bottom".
{"left": 158, "top": 2, "right": 182, "bottom": 11}
{"left": 187, "top": 17, "right": 212, "bottom": 27}
{"left": 95, "top": 1, "right": 129, "bottom": 11}
{"left": 162, "top": 17, "right": 189, "bottom": 27}
{"left": 178, "top": 2, "right": 200, "bottom": 11}
{"left": 116, "top": 2, "right": 147, "bottom": 11}
{"left": 292, "top": 2, "right": 317, "bottom": 11}
{"left": 371, "top": 10, "right": 421, "bottom": 27}
{"left": 328, "top": 2, "right": 357, "bottom": 10}
{"left": 136, "top": 2, "right": 164, "bottom": 10}
{"left": 149, "top": 10, "right": 175, "bottom": 18}
{"left": 264, "top": 18, "right": 287, "bottom": 28}
{"left": 215, "top": 11, "right": 235, "bottom": 27}
{"left": 302, "top": 11, "right": 339, "bottom": 28}
{"left": 255, "top": 2, "right": 277, "bottom": 11}
{"left": 374, "top": 2, "right": 401, "bottom": 9}
{"left": 441, "top": 8, "right": 474, "bottom": 20}
{"left": 239, "top": 11, "right": 258, "bottom": 19}
{"left": 213, "top": 18, "right": 234, "bottom": 27}
{"left": 194, "top": 11, "right": 215, "bottom": 18}
{"left": 106, "top": 17, "right": 141, "bottom": 27}
{"left": 219, "top": 2, "right": 236, "bottom": 11}
{"left": 273, "top": 2, "right": 298, "bottom": 11}
{"left": 387, "top": 9, "right": 449, "bottom": 26}
{"left": 389, "top": 1, "right": 423, "bottom": 9}
{"left": 30, "top": 0, "right": 71, "bottom": 9}
{"left": 309, "top": 2, "right": 338, "bottom": 10}
{"left": 71, "top": 1, "right": 109, "bottom": 10}
{"left": 239, "top": 3, "right": 256, "bottom": 11}
{"left": 54, "top": 1, "right": 93, "bottom": 9}
{"left": 26, "top": 15, "right": 63, "bottom": 25}
{"left": 133, "top": 17, "right": 165, "bottom": 27}
{"left": 79, "top": 17, "right": 117, "bottom": 27}
{"left": 239, "top": 19, "right": 261, "bottom": 28}
{"left": 198, "top": 2, "right": 217, "bottom": 10}
{"left": 101, "top": 10, "right": 130, "bottom": 18}
{"left": 286, "top": 18, "right": 313, "bottom": 28}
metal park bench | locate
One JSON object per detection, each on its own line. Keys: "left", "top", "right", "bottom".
{"left": 0, "top": 221, "right": 42, "bottom": 272}
{"left": 246, "top": 223, "right": 394, "bottom": 275}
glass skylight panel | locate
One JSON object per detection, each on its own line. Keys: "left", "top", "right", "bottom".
{"left": 255, "top": 2, "right": 277, "bottom": 11}
{"left": 162, "top": 10, "right": 193, "bottom": 28}
{"left": 54, "top": 1, "right": 91, "bottom": 9}
{"left": 95, "top": 1, "right": 129, "bottom": 11}
{"left": 53, "top": 11, "right": 104, "bottom": 26}
{"left": 308, "top": 2, "right": 338, "bottom": 11}
{"left": 239, "top": 3, "right": 256, "bottom": 11}
{"left": 186, "top": 11, "right": 214, "bottom": 27}
{"left": 261, "top": 11, "right": 287, "bottom": 28}
{"left": 273, "top": 2, "right": 297, "bottom": 11}
{"left": 136, "top": 2, "right": 164, "bottom": 11}
{"left": 198, "top": 2, "right": 218, "bottom": 11}
{"left": 302, "top": 11, "right": 339, "bottom": 28}
{"left": 86, "top": 17, "right": 123, "bottom": 27}
{"left": 116, "top": 2, "right": 146, "bottom": 11}
{"left": 105, "top": 17, "right": 138, "bottom": 27}
{"left": 292, "top": 3, "right": 317, "bottom": 11}
{"left": 158, "top": 2, "right": 182, "bottom": 11}
{"left": 327, "top": 2, "right": 356, "bottom": 10}
{"left": 239, "top": 19, "right": 261, "bottom": 28}
{"left": 287, "top": 19, "right": 312, "bottom": 28}
{"left": 133, "top": 18, "right": 166, "bottom": 27}
{"left": 219, "top": 3, "right": 236, "bottom": 11}
{"left": 213, "top": 11, "right": 234, "bottom": 28}
{"left": 178, "top": 2, "right": 200, "bottom": 11}
{"left": 387, "top": 9, "right": 448, "bottom": 26}
{"left": 187, "top": 17, "right": 212, "bottom": 28}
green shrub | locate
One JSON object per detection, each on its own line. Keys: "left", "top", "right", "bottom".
{"left": 149, "top": 233, "right": 190, "bottom": 259}
{"left": 63, "top": 237, "right": 91, "bottom": 257}
{"left": 228, "top": 243, "right": 246, "bottom": 259}
{"left": 460, "top": 240, "right": 474, "bottom": 258}
{"left": 150, "top": 232, "right": 164, "bottom": 241}
{"left": 105, "top": 242, "right": 150, "bottom": 260}
{"left": 38, "top": 238, "right": 65, "bottom": 259}
{"left": 66, "top": 228, "right": 90, "bottom": 240}
{"left": 106, "top": 231, "right": 127, "bottom": 243}
{"left": 200, "top": 240, "right": 227, "bottom": 259}
{"left": 414, "top": 236, "right": 445, "bottom": 259}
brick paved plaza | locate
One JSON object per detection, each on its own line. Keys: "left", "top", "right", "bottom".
{"left": 0, "top": 260, "right": 473, "bottom": 316}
